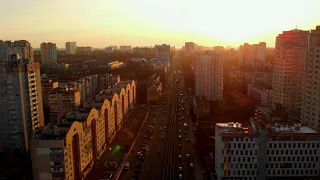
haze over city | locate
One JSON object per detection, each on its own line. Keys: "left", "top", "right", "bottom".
{"left": 1, "top": 0, "right": 320, "bottom": 48}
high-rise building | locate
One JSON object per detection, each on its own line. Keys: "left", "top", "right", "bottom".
{"left": 119, "top": 45, "right": 132, "bottom": 52}
{"left": 185, "top": 42, "right": 197, "bottom": 54}
{"left": 6, "top": 40, "right": 34, "bottom": 63}
{"left": 272, "top": 29, "right": 309, "bottom": 113}
{"left": 215, "top": 118, "right": 320, "bottom": 179}
{"left": 301, "top": 26, "right": 320, "bottom": 128}
{"left": 195, "top": 51, "right": 223, "bottom": 101}
{"left": 0, "top": 54, "right": 44, "bottom": 153}
{"left": 65, "top": 42, "right": 77, "bottom": 55}
{"left": 41, "top": 42, "right": 57, "bottom": 65}
{"left": 239, "top": 42, "right": 266, "bottom": 69}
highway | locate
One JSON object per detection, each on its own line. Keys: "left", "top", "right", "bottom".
{"left": 119, "top": 57, "right": 201, "bottom": 180}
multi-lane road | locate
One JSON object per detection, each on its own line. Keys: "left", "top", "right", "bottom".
{"left": 119, "top": 58, "right": 202, "bottom": 180}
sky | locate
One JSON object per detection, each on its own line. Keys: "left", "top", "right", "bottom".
{"left": 0, "top": 0, "right": 319, "bottom": 49}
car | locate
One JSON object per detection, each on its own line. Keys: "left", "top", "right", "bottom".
{"left": 136, "top": 152, "right": 143, "bottom": 157}
{"left": 161, "top": 136, "right": 165, "bottom": 140}
{"left": 157, "top": 150, "right": 161, "bottom": 155}
{"left": 178, "top": 166, "right": 183, "bottom": 171}
{"left": 186, "top": 153, "right": 190, "bottom": 158}
{"left": 190, "top": 163, "right": 194, "bottom": 168}
{"left": 179, "top": 174, "right": 183, "bottom": 179}
{"left": 184, "top": 130, "right": 186, "bottom": 134}
{"left": 186, "top": 139, "right": 189, "bottom": 142}
{"left": 178, "top": 154, "right": 182, "bottom": 158}
{"left": 159, "top": 127, "right": 162, "bottom": 131}
{"left": 178, "top": 144, "right": 182, "bottom": 149}
{"left": 132, "top": 174, "right": 139, "bottom": 180}
{"left": 178, "top": 135, "right": 181, "bottom": 139}
{"left": 178, "top": 130, "right": 181, "bottom": 133}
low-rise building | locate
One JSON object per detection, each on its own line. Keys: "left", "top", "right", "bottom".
{"left": 215, "top": 117, "right": 320, "bottom": 180}
{"left": 247, "top": 84, "right": 272, "bottom": 106}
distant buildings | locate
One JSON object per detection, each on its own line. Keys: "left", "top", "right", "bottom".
{"left": 65, "top": 42, "right": 77, "bottom": 55}
{"left": 133, "top": 46, "right": 155, "bottom": 57}
{"left": 155, "top": 44, "right": 170, "bottom": 62}
{"left": 147, "top": 73, "right": 162, "bottom": 104}
{"left": 239, "top": 42, "right": 266, "bottom": 69}
{"left": 40, "top": 42, "right": 57, "bottom": 65}
{"left": 0, "top": 40, "right": 8, "bottom": 60}
{"left": 77, "top": 46, "right": 92, "bottom": 54}
{"left": 215, "top": 119, "right": 320, "bottom": 179}
{"left": 185, "top": 42, "right": 197, "bottom": 54}
{"left": 31, "top": 80, "right": 136, "bottom": 180}
{"left": 119, "top": 45, "right": 132, "bottom": 52}
{"left": 0, "top": 54, "right": 44, "bottom": 153}
{"left": 195, "top": 51, "right": 223, "bottom": 101}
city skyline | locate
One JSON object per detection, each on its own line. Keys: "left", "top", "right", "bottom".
{"left": 1, "top": 0, "right": 320, "bottom": 48}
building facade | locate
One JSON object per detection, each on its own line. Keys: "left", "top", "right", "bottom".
{"left": 0, "top": 55, "right": 44, "bottom": 153}
{"left": 195, "top": 51, "right": 223, "bottom": 101}
{"left": 272, "top": 29, "right": 309, "bottom": 113}
{"left": 247, "top": 84, "right": 272, "bottom": 106}
{"left": 6, "top": 40, "right": 34, "bottom": 63}
{"left": 185, "top": 42, "right": 197, "bottom": 54}
{"left": 65, "top": 42, "right": 77, "bottom": 55}
{"left": 41, "top": 78, "right": 59, "bottom": 106}
{"left": 41, "top": 42, "right": 57, "bottom": 65}
{"left": 31, "top": 80, "right": 136, "bottom": 180}
{"left": 300, "top": 26, "right": 320, "bottom": 128}
{"left": 49, "top": 88, "right": 81, "bottom": 124}
{"left": 155, "top": 44, "right": 170, "bottom": 63}
{"left": 215, "top": 119, "right": 320, "bottom": 180}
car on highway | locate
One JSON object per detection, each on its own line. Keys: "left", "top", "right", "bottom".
{"left": 186, "top": 153, "right": 190, "bottom": 158}
{"left": 178, "top": 135, "right": 181, "bottom": 139}
{"left": 178, "top": 166, "right": 183, "bottom": 171}
{"left": 190, "top": 163, "right": 194, "bottom": 168}
{"left": 179, "top": 174, "right": 183, "bottom": 179}
{"left": 184, "top": 130, "right": 186, "bottom": 134}
{"left": 132, "top": 174, "right": 139, "bottom": 180}
{"left": 161, "top": 136, "right": 165, "bottom": 140}
{"left": 186, "top": 139, "right": 189, "bottom": 142}
{"left": 157, "top": 150, "right": 161, "bottom": 155}
{"left": 178, "top": 144, "right": 182, "bottom": 149}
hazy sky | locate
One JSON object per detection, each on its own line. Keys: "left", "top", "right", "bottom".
{"left": 0, "top": 0, "right": 319, "bottom": 48}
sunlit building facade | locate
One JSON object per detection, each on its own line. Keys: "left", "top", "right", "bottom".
{"left": 65, "top": 42, "right": 77, "bottom": 55}
{"left": 41, "top": 42, "right": 57, "bottom": 65}
{"left": 301, "top": 26, "right": 320, "bottom": 128}
{"left": 272, "top": 29, "right": 309, "bottom": 113}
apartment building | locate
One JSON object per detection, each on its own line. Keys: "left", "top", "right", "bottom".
{"left": 41, "top": 42, "right": 57, "bottom": 65}
{"left": 65, "top": 42, "right": 77, "bottom": 55}
{"left": 31, "top": 80, "right": 137, "bottom": 180}
{"left": 132, "top": 46, "right": 155, "bottom": 57}
{"left": 0, "top": 40, "right": 8, "bottom": 60}
{"left": 119, "top": 45, "right": 132, "bottom": 52}
{"left": 272, "top": 29, "right": 309, "bottom": 113}
{"left": 49, "top": 87, "right": 80, "bottom": 124}
{"left": 77, "top": 46, "right": 92, "bottom": 54}
{"left": 195, "top": 51, "right": 223, "bottom": 101}
{"left": 155, "top": 44, "right": 170, "bottom": 63}
{"left": 0, "top": 54, "right": 44, "bottom": 153}
{"left": 301, "top": 26, "right": 320, "bottom": 128}
{"left": 215, "top": 118, "right": 320, "bottom": 180}
{"left": 239, "top": 42, "right": 266, "bottom": 69}
{"left": 185, "top": 42, "right": 197, "bottom": 54}
{"left": 247, "top": 84, "right": 272, "bottom": 106}
{"left": 41, "top": 78, "right": 58, "bottom": 106}
{"left": 6, "top": 40, "right": 34, "bottom": 63}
